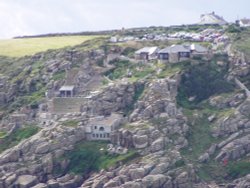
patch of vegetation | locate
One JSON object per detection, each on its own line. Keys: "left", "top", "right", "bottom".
{"left": 181, "top": 109, "right": 219, "bottom": 160}
{"left": 63, "top": 141, "right": 139, "bottom": 174}
{"left": 121, "top": 47, "right": 137, "bottom": 57}
{"left": 0, "top": 35, "right": 102, "bottom": 57}
{"left": 174, "top": 159, "right": 185, "bottom": 168}
{"left": 157, "top": 61, "right": 191, "bottom": 78}
{"left": 52, "top": 70, "right": 66, "bottom": 81}
{"left": 124, "top": 83, "right": 145, "bottom": 116}
{"left": 102, "top": 77, "right": 110, "bottom": 85}
{"left": 123, "top": 123, "right": 150, "bottom": 130}
{"left": 62, "top": 120, "right": 79, "bottom": 127}
{"left": 226, "top": 24, "right": 242, "bottom": 33}
{"left": 177, "top": 58, "right": 234, "bottom": 108}
{"left": 227, "top": 160, "right": 250, "bottom": 179}
{"left": 105, "top": 59, "right": 154, "bottom": 81}
{"left": 7, "top": 86, "right": 46, "bottom": 112}
{"left": 196, "top": 161, "right": 227, "bottom": 182}
{"left": 105, "top": 60, "right": 130, "bottom": 80}
{"left": 232, "top": 28, "right": 250, "bottom": 61}
{"left": 0, "top": 131, "right": 6, "bottom": 138}
{"left": 0, "top": 125, "right": 40, "bottom": 153}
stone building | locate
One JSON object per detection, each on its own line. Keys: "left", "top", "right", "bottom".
{"left": 135, "top": 47, "right": 159, "bottom": 61}
{"left": 85, "top": 113, "right": 123, "bottom": 141}
{"left": 59, "top": 85, "right": 75, "bottom": 97}
{"left": 158, "top": 45, "right": 191, "bottom": 63}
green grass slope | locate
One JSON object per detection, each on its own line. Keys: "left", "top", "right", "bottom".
{"left": 0, "top": 35, "right": 102, "bottom": 57}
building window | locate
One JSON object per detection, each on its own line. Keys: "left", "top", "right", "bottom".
{"left": 92, "top": 134, "right": 95, "bottom": 137}
{"left": 96, "top": 134, "right": 99, "bottom": 138}
{"left": 94, "top": 126, "right": 97, "bottom": 129}
{"left": 99, "top": 127, "right": 105, "bottom": 131}
{"left": 100, "top": 134, "right": 102, "bottom": 138}
{"left": 103, "top": 134, "right": 106, "bottom": 138}
{"left": 107, "top": 133, "right": 110, "bottom": 138}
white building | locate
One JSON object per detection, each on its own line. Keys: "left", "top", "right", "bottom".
{"left": 85, "top": 113, "right": 123, "bottom": 141}
{"left": 199, "top": 12, "right": 227, "bottom": 25}
{"left": 239, "top": 19, "right": 250, "bottom": 27}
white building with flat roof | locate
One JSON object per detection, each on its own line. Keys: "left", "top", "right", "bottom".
{"left": 85, "top": 113, "right": 123, "bottom": 141}
{"left": 59, "top": 85, "right": 75, "bottom": 97}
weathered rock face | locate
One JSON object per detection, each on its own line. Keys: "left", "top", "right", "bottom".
{"left": 224, "top": 174, "right": 250, "bottom": 188}
{"left": 80, "top": 76, "right": 192, "bottom": 188}
{"left": 81, "top": 150, "right": 198, "bottom": 188}
{"left": 209, "top": 92, "right": 246, "bottom": 109}
{"left": 239, "top": 100, "right": 250, "bottom": 117}
{"left": 216, "top": 134, "right": 250, "bottom": 162}
{"left": 0, "top": 124, "right": 86, "bottom": 188}
{"left": 130, "top": 78, "right": 180, "bottom": 122}
{"left": 212, "top": 112, "right": 250, "bottom": 138}
{"left": 82, "top": 81, "right": 145, "bottom": 116}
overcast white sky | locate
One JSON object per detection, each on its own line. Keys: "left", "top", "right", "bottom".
{"left": 0, "top": 0, "right": 249, "bottom": 39}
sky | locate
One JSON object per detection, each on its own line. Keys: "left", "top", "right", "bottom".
{"left": 0, "top": 0, "right": 249, "bottom": 39}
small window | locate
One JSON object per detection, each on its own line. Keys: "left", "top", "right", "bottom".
{"left": 107, "top": 133, "right": 110, "bottom": 138}
{"left": 94, "top": 126, "right": 97, "bottom": 129}
{"left": 96, "top": 134, "right": 99, "bottom": 138}
{"left": 92, "top": 134, "right": 95, "bottom": 137}
{"left": 103, "top": 134, "right": 106, "bottom": 138}
{"left": 99, "top": 127, "right": 105, "bottom": 131}
{"left": 100, "top": 134, "right": 102, "bottom": 138}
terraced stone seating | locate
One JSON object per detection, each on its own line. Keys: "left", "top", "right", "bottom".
{"left": 52, "top": 97, "right": 86, "bottom": 114}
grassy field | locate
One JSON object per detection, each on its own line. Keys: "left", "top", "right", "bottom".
{"left": 0, "top": 35, "right": 102, "bottom": 57}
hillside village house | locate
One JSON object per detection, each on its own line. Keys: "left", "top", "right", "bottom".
{"left": 85, "top": 113, "right": 123, "bottom": 141}
{"left": 239, "top": 19, "right": 250, "bottom": 27}
{"left": 59, "top": 85, "right": 75, "bottom": 97}
{"left": 199, "top": 12, "right": 227, "bottom": 25}
{"left": 158, "top": 45, "right": 191, "bottom": 63}
{"left": 135, "top": 47, "right": 159, "bottom": 61}
{"left": 158, "top": 44, "right": 208, "bottom": 63}
{"left": 190, "top": 44, "right": 209, "bottom": 55}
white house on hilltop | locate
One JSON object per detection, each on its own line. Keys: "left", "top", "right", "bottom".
{"left": 239, "top": 19, "right": 250, "bottom": 27}
{"left": 199, "top": 12, "right": 227, "bottom": 25}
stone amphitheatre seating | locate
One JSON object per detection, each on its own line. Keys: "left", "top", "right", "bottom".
{"left": 52, "top": 97, "right": 86, "bottom": 114}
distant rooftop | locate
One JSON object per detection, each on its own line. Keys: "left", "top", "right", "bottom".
{"left": 199, "top": 12, "right": 227, "bottom": 25}
{"left": 158, "top": 45, "right": 190, "bottom": 54}
{"left": 135, "top": 47, "right": 158, "bottom": 55}
{"left": 59, "top": 85, "right": 75, "bottom": 91}
{"left": 239, "top": 18, "right": 250, "bottom": 26}
{"left": 158, "top": 44, "right": 208, "bottom": 54}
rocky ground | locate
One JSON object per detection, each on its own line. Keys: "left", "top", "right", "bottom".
{"left": 0, "top": 27, "right": 250, "bottom": 188}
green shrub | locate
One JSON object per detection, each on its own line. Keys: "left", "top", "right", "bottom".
{"left": 175, "top": 159, "right": 185, "bottom": 168}
{"left": 52, "top": 70, "right": 66, "bottom": 81}
{"left": 64, "top": 141, "right": 139, "bottom": 174}
{"left": 0, "top": 126, "right": 40, "bottom": 153}
{"left": 62, "top": 120, "right": 79, "bottom": 127}
{"left": 227, "top": 161, "right": 250, "bottom": 179}
{"left": 177, "top": 60, "right": 234, "bottom": 107}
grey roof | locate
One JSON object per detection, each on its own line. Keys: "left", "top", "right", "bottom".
{"left": 190, "top": 44, "right": 208, "bottom": 53}
{"left": 158, "top": 45, "right": 190, "bottom": 54}
{"left": 135, "top": 47, "right": 158, "bottom": 55}
{"left": 240, "top": 19, "right": 250, "bottom": 25}
{"left": 59, "top": 85, "right": 75, "bottom": 91}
